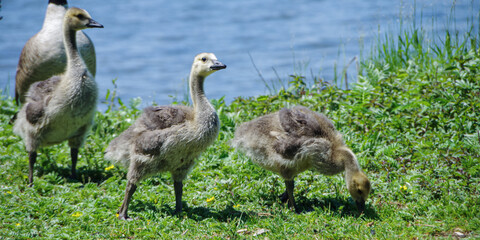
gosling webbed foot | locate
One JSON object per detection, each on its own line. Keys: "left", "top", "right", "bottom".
{"left": 117, "top": 212, "right": 134, "bottom": 221}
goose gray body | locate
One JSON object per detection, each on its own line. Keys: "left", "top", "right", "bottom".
{"left": 232, "top": 106, "right": 371, "bottom": 213}
{"left": 106, "top": 104, "right": 218, "bottom": 181}
{"left": 15, "top": 0, "right": 97, "bottom": 105}
{"left": 104, "top": 53, "right": 226, "bottom": 220}
{"left": 13, "top": 7, "right": 103, "bottom": 185}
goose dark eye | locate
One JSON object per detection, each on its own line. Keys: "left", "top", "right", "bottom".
{"left": 77, "top": 14, "right": 85, "bottom": 20}
{"left": 201, "top": 57, "right": 207, "bottom": 62}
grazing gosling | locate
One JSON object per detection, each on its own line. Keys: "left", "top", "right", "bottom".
{"left": 15, "top": 0, "right": 97, "bottom": 105}
{"left": 13, "top": 7, "right": 103, "bottom": 185}
{"left": 232, "top": 106, "right": 371, "bottom": 213}
{"left": 104, "top": 53, "right": 226, "bottom": 220}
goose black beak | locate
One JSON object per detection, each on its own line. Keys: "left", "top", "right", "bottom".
{"left": 210, "top": 60, "right": 227, "bottom": 70}
{"left": 86, "top": 19, "right": 104, "bottom": 28}
{"left": 356, "top": 200, "right": 366, "bottom": 214}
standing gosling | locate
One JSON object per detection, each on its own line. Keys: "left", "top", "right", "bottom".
{"left": 15, "top": 0, "right": 97, "bottom": 105}
{"left": 13, "top": 7, "right": 103, "bottom": 185}
{"left": 232, "top": 106, "right": 371, "bottom": 213}
{"left": 104, "top": 53, "right": 226, "bottom": 220}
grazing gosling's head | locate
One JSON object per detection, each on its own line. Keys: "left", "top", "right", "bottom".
{"left": 334, "top": 147, "right": 371, "bottom": 213}
{"left": 191, "top": 53, "right": 227, "bottom": 78}
{"left": 65, "top": 7, "right": 104, "bottom": 31}
{"left": 347, "top": 171, "right": 371, "bottom": 213}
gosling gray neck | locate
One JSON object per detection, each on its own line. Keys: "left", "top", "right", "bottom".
{"left": 338, "top": 147, "right": 362, "bottom": 179}
{"left": 63, "top": 22, "right": 86, "bottom": 79}
{"left": 189, "top": 72, "right": 217, "bottom": 129}
{"left": 190, "top": 73, "right": 214, "bottom": 112}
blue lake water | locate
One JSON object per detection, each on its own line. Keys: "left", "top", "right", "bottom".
{"left": 0, "top": 0, "right": 478, "bottom": 109}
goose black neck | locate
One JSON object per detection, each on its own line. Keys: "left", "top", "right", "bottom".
{"left": 49, "top": 0, "right": 68, "bottom": 6}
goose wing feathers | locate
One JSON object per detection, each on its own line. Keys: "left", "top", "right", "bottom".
{"left": 142, "top": 105, "right": 191, "bottom": 130}
{"left": 274, "top": 106, "right": 336, "bottom": 159}
{"left": 278, "top": 106, "right": 334, "bottom": 137}
{"left": 132, "top": 105, "right": 193, "bottom": 155}
{"left": 24, "top": 76, "right": 61, "bottom": 124}
{"left": 15, "top": 38, "right": 40, "bottom": 104}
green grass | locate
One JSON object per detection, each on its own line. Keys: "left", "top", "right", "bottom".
{"left": 1, "top": 16, "right": 480, "bottom": 240}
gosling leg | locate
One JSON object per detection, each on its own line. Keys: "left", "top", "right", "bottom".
{"left": 279, "top": 191, "right": 288, "bottom": 203}
{"left": 28, "top": 151, "right": 37, "bottom": 186}
{"left": 70, "top": 148, "right": 78, "bottom": 179}
{"left": 118, "top": 180, "right": 137, "bottom": 220}
{"left": 285, "top": 179, "right": 299, "bottom": 213}
{"left": 173, "top": 181, "right": 183, "bottom": 215}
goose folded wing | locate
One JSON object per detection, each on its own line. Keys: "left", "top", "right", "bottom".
{"left": 25, "top": 76, "right": 61, "bottom": 124}
{"left": 294, "top": 106, "right": 336, "bottom": 135}
{"left": 141, "top": 106, "right": 190, "bottom": 130}
{"left": 279, "top": 107, "right": 323, "bottom": 137}
{"left": 134, "top": 105, "right": 191, "bottom": 155}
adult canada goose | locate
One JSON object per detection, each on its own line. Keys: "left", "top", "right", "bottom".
{"left": 232, "top": 106, "right": 371, "bottom": 213}
{"left": 104, "top": 53, "right": 226, "bottom": 220}
{"left": 13, "top": 7, "right": 103, "bottom": 185}
{"left": 15, "top": 0, "right": 97, "bottom": 105}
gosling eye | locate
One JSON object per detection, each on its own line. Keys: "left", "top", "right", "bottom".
{"left": 76, "top": 14, "right": 86, "bottom": 20}
{"left": 201, "top": 57, "right": 207, "bottom": 62}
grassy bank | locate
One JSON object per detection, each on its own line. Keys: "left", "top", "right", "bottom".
{"left": 1, "top": 19, "right": 480, "bottom": 239}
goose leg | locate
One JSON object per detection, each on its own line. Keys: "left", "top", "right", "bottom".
{"left": 173, "top": 181, "right": 183, "bottom": 215}
{"left": 28, "top": 151, "right": 37, "bottom": 186}
{"left": 279, "top": 191, "right": 288, "bottom": 203}
{"left": 285, "top": 179, "right": 299, "bottom": 213}
{"left": 118, "top": 180, "right": 137, "bottom": 220}
{"left": 70, "top": 148, "right": 78, "bottom": 179}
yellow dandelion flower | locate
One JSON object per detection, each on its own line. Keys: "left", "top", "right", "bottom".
{"left": 234, "top": 204, "right": 240, "bottom": 208}
{"left": 7, "top": 191, "right": 12, "bottom": 194}
{"left": 16, "top": 223, "right": 20, "bottom": 227}
{"left": 116, "top": 213, "right": 119, "bottom": 218}
{"left": 400, "top": 185, "right": 407, "bottom": 191}
{"left": 206, "top": 196, "right": 215, "bottom": 203}
{"left": 105, "top": 165, "right": 115, "bottom": 171}
{"left": 72, "top": 212, "right": 83, "bottom": 217}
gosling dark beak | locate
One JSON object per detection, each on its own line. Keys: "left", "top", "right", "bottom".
{"left": 356, "top": 200, "right": 366, "bottom": 214}
{"left": 210, "top": 60, "right": 226, "bottom": 70}
{"left": 86, "top": 19, "right": 104, "bottom": 28}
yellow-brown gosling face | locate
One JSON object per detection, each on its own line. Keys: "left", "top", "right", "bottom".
{"left": 65, "top": 7, "right": 103, "bottom": 31}
{"left": 348, "top": 171, "right": 371, "bottom": 213}
{"left": 192, "top": 53, "right": 227, "bottom": 78}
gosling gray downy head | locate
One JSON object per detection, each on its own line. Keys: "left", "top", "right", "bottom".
{"left": 191, "top": 53, "right": 227, "bottom": 78}
{"left": 64, "top": 7, "right": 103, "bottom": 31}
{"left": 347, "top": 171, "right": 371, "bottom": 213}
